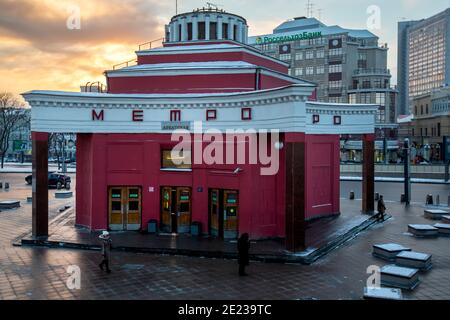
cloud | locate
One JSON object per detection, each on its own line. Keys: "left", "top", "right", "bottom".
{"left": 0, "top": 0, "right": 168, "bottom": 52}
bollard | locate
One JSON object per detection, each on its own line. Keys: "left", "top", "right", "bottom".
{"left": 448, "top": 196, "right": 450, "bottom": 207}
{"left": 349, "top": 191, "right": 355, "bottom": 200}
{"left": 436, "top": 195, "right": 440, "bottom": 206}
{"left": 375, "top": 193, "right": 380, "bottom": 201}
{"left": 426, "top": 194, "right": 433, "bottom": 205}
{"left": 0, "top": 182, "right": 2, "bottom": 189}
{"left": 401, "top": 194, "right": 406, "bottom": 203}
{"left": 4, "top": 183, "right": 9, "bottom": 190}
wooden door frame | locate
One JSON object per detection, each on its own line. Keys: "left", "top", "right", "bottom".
{"left": 108, "top": 186, "right": 142, "bottom": 231}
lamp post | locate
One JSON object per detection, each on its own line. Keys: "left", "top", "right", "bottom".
{"left": 403, "top": 138, "right": 411, "bottom": 206}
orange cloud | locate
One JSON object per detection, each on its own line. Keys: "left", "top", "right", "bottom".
{"left": 0, "top": 0, "right": 170, "bottom": 96}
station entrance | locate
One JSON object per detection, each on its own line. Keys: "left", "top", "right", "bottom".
{"left": 108, "top": 186, "right": 142, "bottom": 231}
{"left": 160, "top": 187, "right": 192, "bottom": 234}
{"left": 209, "top": 189, "right": 239, "bottom": 239}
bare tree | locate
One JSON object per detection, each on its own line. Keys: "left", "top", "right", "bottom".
{"left": 0, "top": 92, "right": 29, "bottom": 168}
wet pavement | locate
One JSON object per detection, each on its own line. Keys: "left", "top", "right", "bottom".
{"left": 18, "top": 200, "right": 375, "bottom": 264}
{"left": 0, "top": 173, "right": 449, "bottom": 299}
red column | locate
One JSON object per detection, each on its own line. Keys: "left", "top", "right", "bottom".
{"left": 285, "top": 141, "right": 306, "bottom": 251}
{"left": 362, "top": 134, "right": 375, "bottom": 214}
{"left": 31, "top": 132, "right": 49, "bottom": 239}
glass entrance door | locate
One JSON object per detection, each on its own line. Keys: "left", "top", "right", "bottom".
{"left": 160, "top": 187, "right": 192, "bottom": 234}
{"left": 209, "top": 189, "right": 220, "bottom": 237}
{"left": 223, "top": 190, "right": 239, "bottom": 239}
{"left": 209, "top": 189, "right": 239, "bottom": 239}
{"left": 108, "top": 186, "right": 142, "bottom": 231}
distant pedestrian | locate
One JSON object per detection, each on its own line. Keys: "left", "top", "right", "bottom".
{"left": 237, "top": 233, "right": 250, "bottom": 276}
{"left": 99, "top": 231, "right": 112, "bottom": 273}
{"left": 377, "top": 195, "right": 386, "bottom": 222}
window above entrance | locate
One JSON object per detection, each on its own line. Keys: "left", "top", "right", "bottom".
{"left": 161, "top": 150, "right": 192, "bottom": 169}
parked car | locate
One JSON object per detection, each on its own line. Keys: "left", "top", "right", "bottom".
{"left": 25, "top": 172, "right": 71, "bottom": 189}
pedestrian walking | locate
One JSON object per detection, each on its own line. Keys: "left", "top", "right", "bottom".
{"left": 237, "top": 233, "right": 250, "bottom": 276}
{"left": 377, "top": 195, "right": 386, "bottom": 222}
{"left": 99, "top": 231, "right": 112, "bottom": 273}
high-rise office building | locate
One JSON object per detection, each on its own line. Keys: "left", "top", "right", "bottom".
{"left": 397, "top": 8, "right": 450, "bottom": 115}
{"left": 249, "top": 17, "right": 398, "bottom": 131}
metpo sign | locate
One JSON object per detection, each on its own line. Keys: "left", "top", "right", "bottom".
{"left": 255, "top": 31, "right": 322, "bottom": 44}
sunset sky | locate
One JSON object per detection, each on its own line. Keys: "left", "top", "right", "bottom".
{"left": 1, "top": 0, "right": 449, "bottom": 98}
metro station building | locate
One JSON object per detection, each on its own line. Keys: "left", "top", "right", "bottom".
{"left": 23, "top": 8, "right": 377, "bottom": 251}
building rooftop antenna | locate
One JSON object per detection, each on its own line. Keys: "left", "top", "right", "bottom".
{"left": 317, "top": 8, "right": 323, "bottom": 21}
{"left": 206, "top": 2, "right": 223, "bottom": 11}
{"left": 306, "top": 0, "right": 314, "bottom": 18}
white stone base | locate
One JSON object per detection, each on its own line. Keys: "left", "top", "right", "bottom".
{"left": 434, "top": 223, "right": 450, "bottom": 236}
{"left": 395, "top": 251, "right": 432, "bottom": 271}
{"left": 363, "top": 287, "right": 403, "bottom": 300}
{"left": 372, "top": 243, "right": 411, "bottom": 261}
{"left": 381, "top": 265, "right": 420, "bottom": 290}
{"left": 424, "top": 209, "right": 449, "bottom": 220}
{"left": 408, "top": 224, "right": 439, "bottom": 237}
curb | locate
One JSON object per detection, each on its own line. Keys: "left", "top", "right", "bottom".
{"left": 340, "top": 176, "right": 450, "bottom": 185}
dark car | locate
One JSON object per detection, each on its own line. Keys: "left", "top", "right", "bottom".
{"left": 25, "top": 173, "right": 71, "bottom": 189}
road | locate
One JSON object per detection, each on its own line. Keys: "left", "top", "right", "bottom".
{"left": 340, "top": 181, "right": 449, "bottom": 204}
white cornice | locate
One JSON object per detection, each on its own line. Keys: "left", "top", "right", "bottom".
{"left": 135, "top": 45, "right": 290, "bottom": 68}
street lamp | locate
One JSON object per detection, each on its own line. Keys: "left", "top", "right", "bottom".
{"left": 403, "top": 138, "right": 411, "bottom": 206}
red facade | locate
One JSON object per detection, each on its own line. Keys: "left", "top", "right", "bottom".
{"left": 76, "top": 133, "right": 340, "bottom": 238}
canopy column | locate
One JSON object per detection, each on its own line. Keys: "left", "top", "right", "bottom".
{"left": 31, "top": 132, "right": 49, "bottom": 239}
{"left": 362, "top": 134, "right": 375, "bottom": 214}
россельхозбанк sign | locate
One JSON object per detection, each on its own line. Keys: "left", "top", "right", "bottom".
{"left": 256, "top": 31, "right": 322, "bottom": 44}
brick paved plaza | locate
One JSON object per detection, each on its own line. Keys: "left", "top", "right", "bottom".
{"left": 0, "top": 173, "right": 449, "bottom": 300}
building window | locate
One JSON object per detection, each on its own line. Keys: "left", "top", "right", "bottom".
{"left": 316, "top": 65, "right": 325, "bottom": 74}
{"left": 210, "top": 22, "right": 217, "bottom": 40}
{"left": 329, "top": 80, "right": 342, "bottom": 89}
{"left": 170, "top": 110, "right": 181, "bottom": 121}
{"left": 279, "top": 53, "right": 291, "bottom": 61}
{"left": 198, "top": 22, "right": 206, "bottom": 40}
{"left": 316, "top": 50, "right": 325, "bottom": 58}
{"left": 329, "top": 64, "right": 342, "bottom": 73}
{"left": 334, "top": 115, "right": 342, "bottom": 125}
{"left": 206, "top": 109, "right": 217, "bottom": 121}
{"left": 375, "top": 93, "right": 386, "bottom": 106}
{"left": 437, "top": 123, "right": 441, "bottom": 136}
{"left": 421, "top": 105, "right": 423, "bottom": 115}
{"left": 426, "top": 104, "right": 429, "bottom": 114}
{"left": 187, "top": 23, "right": 193, "bottom": 40}
{"left": 241, "top": 108, "right": 252, "bottom": 120}
{"left": 306, "top": 66, "right": 314, "bottom": 75}
{"left": 306, "top": 50, "right": 314, "bottom": 59}
{"left": 294, "top": 67, "right": 303, "bottom": 76}
{"left": 295, "top": 52, "right": 303, "bottom": 60}
{"left": 360, "top": 93, "right": 372, "bottom": 104}
{"left": 362, "top": 80, "right": 371, "bottom": 89}
{"left": 329, "top": 48, "right": 342, "bottom": 56}
{"left": 161, "top": 150, "right": 192, "bottom": 169}
{"left": 222, "top": 23, "right": 229, "bottom": 39}
{"left": 349, "top": 94, "right": 357, "bottom": 104}
{"left": 312, "top": 114, "right": 320, "bottom": 123}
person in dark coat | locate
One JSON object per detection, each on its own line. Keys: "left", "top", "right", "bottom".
{"left": 377, "top": 195, "right": 386, "bottom": 222}
{"left": 99, "top": 231, "right": 112, "bottom": 273}
{"left": 237, "top": 233, "right": 250, "bottom": 276}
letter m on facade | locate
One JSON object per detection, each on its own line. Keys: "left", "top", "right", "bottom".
{"left": 92, "top": 109, "right": 104, "bottom": 121}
